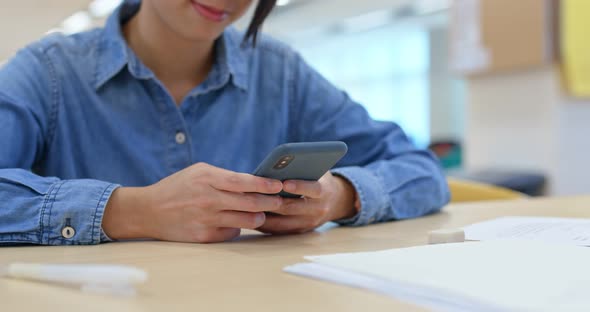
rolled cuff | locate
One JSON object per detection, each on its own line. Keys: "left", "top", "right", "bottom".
{"left": 41, "top": 180, "right": 119, "bottom": 245}
{"left": 331, "top": 166, "right": 390, "bottom": 226}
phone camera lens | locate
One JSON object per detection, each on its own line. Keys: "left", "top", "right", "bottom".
{"left": 273, "top": 155, "right": 294, "bottom": 170}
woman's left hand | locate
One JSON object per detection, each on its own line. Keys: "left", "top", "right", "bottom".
{"left": 257, "top": 172, "right": 359, "bottom": 234}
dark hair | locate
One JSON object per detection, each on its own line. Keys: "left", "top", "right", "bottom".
{"left": 244, "top": 0, "right": 277, "bottom": 46}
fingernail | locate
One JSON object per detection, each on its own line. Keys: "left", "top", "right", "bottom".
{"left": 256, "top": 213, "right": 266, "bottom": 224}
{"left": 267, "top": 180, "right": 280, "bottom": 190}
{"left": 284, "top": 182, "right": 295, "bottom": 192}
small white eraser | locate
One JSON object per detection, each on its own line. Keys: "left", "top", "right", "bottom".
{"left": 428, "top": 228, "right": 465, "bottom": 244}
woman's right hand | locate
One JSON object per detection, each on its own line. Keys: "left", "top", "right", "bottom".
{"left": 102, "top": 162, "right": 283, "bottom": 243}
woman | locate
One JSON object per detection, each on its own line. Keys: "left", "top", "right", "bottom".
{"left": 0, "top": 0, "right": 449, "bottom": 245}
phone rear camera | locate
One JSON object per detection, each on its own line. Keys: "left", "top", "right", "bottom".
{"left": 273, "top": 155, "right": 294, "bottom": 170}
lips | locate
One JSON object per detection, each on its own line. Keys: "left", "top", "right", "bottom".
{"left": 191, "top": 1, "right": 229, "bottom": 22}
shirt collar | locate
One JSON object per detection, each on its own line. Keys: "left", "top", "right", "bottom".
{"left": 219, "top": 28, "right": 249, "bottom": 91}
{"left": 94, "top": 0, "right": 249, "bottom": 92}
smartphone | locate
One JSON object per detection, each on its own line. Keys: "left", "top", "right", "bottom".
{"left": 253, "top": 141, "right": 348, "bottom": 198}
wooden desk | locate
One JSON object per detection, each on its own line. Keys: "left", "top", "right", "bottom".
{"left": 2, "top": 196, "right": 590, "bottom": 311}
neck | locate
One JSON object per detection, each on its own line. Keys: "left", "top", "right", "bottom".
{"left": 123, "top": 3, "right": 214, "bottom": 88}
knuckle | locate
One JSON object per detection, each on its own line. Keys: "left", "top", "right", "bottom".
{"left": 199, "top": 169, "right": 212, "bottom": 180}
{"left": 225, "top": 174, "right": 242, "bottom": 187}
{"left": 236, "top": 195, "right": 256, "bottom": 211}
{"left": 273, "top": 197, "right": 284, "bottom": 209}
{"left": 196, "top": 212, "right": 216, "bottom": 226}
{"left": 242, "top": 195, "right": 258, "bottom": 210}
{"left": 193, "top": 162, "right": 209, "bottom": 171}
{"left": 194, "top": 195, "right": 215, "bottom": 209}
{"left": 284, "top": 200, "right": 299, "bottom": 212}
{"left": 260, "top": 196, "right": 279, "bottom": 211}
{"left": 189, "top": 171, "right": 210, "bottom": 186}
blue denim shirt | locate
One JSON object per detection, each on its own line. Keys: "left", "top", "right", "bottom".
{"left": 0, "top": 1, "right": 449, "bottom": 245}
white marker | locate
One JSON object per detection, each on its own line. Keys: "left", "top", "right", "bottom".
{"left": 1, "top": 263, "right": 148, "bottom": 296}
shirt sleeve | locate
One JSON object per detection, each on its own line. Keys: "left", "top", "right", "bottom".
{"left": 0, "top": 46, "right": 118, "bottom": 245}
{"left": 288, "top": 52, "right": 450, "bottom": 226}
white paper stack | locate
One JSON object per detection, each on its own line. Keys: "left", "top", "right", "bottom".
{"left": 463, "top": 216, "right": 590, "bottom": 246}
{"left": 285, "top": 240, "right": 590, "bottom": 311}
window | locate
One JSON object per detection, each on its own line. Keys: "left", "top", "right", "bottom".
{"left": 290, "top": 25, "right": 431, "bottom": 147}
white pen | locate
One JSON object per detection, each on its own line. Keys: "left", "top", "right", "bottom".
{"left": 1, "top": 263, "right": 148, "bottom": 296}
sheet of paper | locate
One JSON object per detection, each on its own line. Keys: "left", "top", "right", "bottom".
{"left": 284, "top": 262, "right": 498, "bottom": 312}
{"left": 463, "top": 216, "right": 590, "bottom": 246}
{"left": 286, "top": 240, "right": 590, "bottom": 311}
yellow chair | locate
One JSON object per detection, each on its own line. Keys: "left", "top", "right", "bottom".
{"left": 447, "top": 178, "right": 525, "bottom": 203}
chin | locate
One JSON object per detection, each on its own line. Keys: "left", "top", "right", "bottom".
{"left": 178, "top": 21, "right": 228, "bottom": 42}
{"left": 192, "top": 30, "right": 225, "bottom": 42}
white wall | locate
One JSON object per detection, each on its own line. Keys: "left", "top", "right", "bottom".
{"left": 428, "top": 26, "right": 465, "bottom": 142}
{"left": 555, "top": 98, "right": 590, "bottom": 195}
{"left": 0, "top": 1, "right": 92, "bottom": 60}
{"left": 465, "top": 66, "right": 590, "bottom": 195}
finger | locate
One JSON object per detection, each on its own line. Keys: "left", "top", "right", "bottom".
{"left": 283, "top": 180, "right": 323, "bottom": 199}
{"left": 272, "top": 197, "right": 317, "bottom": 216}
{"left": 257, "top": 214, "right": 318, "bottom": 234}
{"left": 204, "top": 165, "right": 282, "bottom": 194}
{"left": 215, "top": 211, "right": 266, "bottom": 229}
{"left": 198, "top": 227, "right": 241, "bottom": 243}
{"left": 213, "top": 191, "right": 283, "bottom": 213}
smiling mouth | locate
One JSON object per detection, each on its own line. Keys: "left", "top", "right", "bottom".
{"left": 190, "top": 1, "right": 229, "bottom": 22}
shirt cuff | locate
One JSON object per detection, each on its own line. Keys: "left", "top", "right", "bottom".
{"left": 40, "top": 180, "right": 119, "bottom": 245}
{"left": 331, "top": 166, "right": 390, "bottom": 227}
{"left": 100, "top": 228, "right": 114, "bottom": 243}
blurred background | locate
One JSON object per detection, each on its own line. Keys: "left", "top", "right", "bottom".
{"left": 1, "top": 0, "right": 588, "bottom": 197}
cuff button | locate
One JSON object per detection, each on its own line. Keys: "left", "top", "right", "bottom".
{"left": 61, "top": 226, "right": 76, "bottom": 239}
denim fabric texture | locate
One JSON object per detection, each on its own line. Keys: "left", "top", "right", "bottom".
{"left": 0, "top": 0, "right": 449, "bottom": 245}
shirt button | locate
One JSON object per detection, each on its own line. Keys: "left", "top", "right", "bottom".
{"left": 175, "top": 132, "right": 186, "bottom": 144}
{"left": 61, "top": 226, "right": 76, "bottom": 239}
